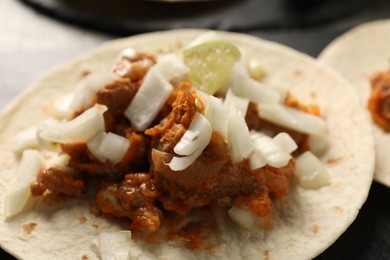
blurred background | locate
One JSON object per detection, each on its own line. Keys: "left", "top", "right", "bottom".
{"left": 2, "top": 0, "right": 390, "bottom": 259}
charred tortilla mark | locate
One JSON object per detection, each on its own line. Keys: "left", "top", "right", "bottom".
{"left": 326, "top": 157, "right": 344, "bottom": 165}
{"left": 22, "top": 222, "right": 37, "bottom": 235}
{"left": 80, "top": 70, "right": 91, "bottom": 79}
{"left": 332, "top": 205, "right": 344, "bottom": 215}
{"left": 81, "top": 255, "right": 88, "bottom": 260}
{"left": 292, "top": 70, "right": 302, "bottom": 78}
{"left": 92, "top": 223, "right": 100, "bottom": 230}
{"left": 311, "top": 224, "right": 319, "bottom": 234}
{"left": 79, "top": 215, "right": 87, "bottom": 223}
{"left": 263, "top": 249, "right": 270, "bottom": 260}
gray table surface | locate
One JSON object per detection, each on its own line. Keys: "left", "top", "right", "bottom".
{"left": 0, "top": 0, "right": 112, "bottom": 110}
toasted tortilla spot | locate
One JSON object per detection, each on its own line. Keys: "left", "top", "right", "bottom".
{"left": 263, "top": 249, "right": 270, "bottom": 260}
{"left": 326, "top": 157, "right": 344, "bottom": 165}
{"left": 22, "top": 222, "right": 37, "bottom": 235}
{"left": 332, "top": 206, "right": 344, "bottom": 215}
{"left": 92, "top": 223, "right": 100, "bottom": 230}
{"left": 81, "top": 255, "right": 88, "bottom": 260}
{"left": 292, "top": 70, "right": 302, "bottom": 78}
{"left": 79, "top": 215, "right": 87, "bottom": 223}
{"left": 311, "top": 224, "right": 319, "bottom": 234}
{"left": 80, "top": 70, "right": 91, "bottom": 78}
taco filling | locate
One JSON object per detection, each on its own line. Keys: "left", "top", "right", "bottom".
{"left": 5, "top": 34, "right": 330, "bottom": 250}
{"left": 368, "top": 70, "right": 390, "bottom": 131}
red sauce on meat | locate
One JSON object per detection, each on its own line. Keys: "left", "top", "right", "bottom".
{"left": 368, "top": 70, "right": 390, "bottom": 131}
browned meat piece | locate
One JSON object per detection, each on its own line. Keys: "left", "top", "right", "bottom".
{"left": 245, "top": 102, "right": 262, "bottom": 131}
{"left": 60, "top": 130, "right": 150, "bottom": 180}
{"left": 151, "top": 131, "right": 294, "bottom": 216}
{"left": 146, "top": 89, "right": 200, "bottom": 153}
{"left": 30, "top": 167, "right": 85, "bottom": 197}
{"left": 95, "top": 173, "right": 162, "bottom": 233}
{"left": 368, "top": 70, "right": 390, "bottom": 131}
{"left": 111, "top": 51, "right": 156, "bottom": 83}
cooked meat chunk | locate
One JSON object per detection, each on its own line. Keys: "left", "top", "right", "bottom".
{"left": 369, "top": 70, "right": 390, "bottom": 131}
{"left": 96, "top": 173, "right": 162, "bottom": 233}
{"left": 30, "top": 167, "right": 85, "bottom": 197}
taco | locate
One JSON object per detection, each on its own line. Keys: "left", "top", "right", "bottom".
{"left": 0, "top": 30, "right": 374, "bottom": 259}
{"left": 319, "top": 20, "right": 390, "bottom": 187}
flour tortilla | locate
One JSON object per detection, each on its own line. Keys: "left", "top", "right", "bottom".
{"left": 319, "top": 20, "right": 390, "bottom": 187}
{"left": 0, "top": 30, "right": 374, "bottom": 259}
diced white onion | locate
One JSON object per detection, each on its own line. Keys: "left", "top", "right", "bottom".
{"left": 229, "top": 63, "right": 281, "bottom": 105}
{"left": 38, "top": 104, "right": 107, "bottom": 144}
{"left": 294, "top": 151, "right": 330, "bottom": 189}
{"left": 154, "top": 54, "right": 189, "bottom": 80}
{"left": 273, "top": 132, "right": 298, "bottom": 154}
{"left": 228, "top": 206, "right": 262, "bottom": 230}
{"left": 249, "top": 152, "right": 267, "bottom": 170}
{"left": 121, "top": 48, "right": 137, "bottom": 60}
{"left": 69, "top": 71, "right": 119, "bottom": 112}
{"left": 174, "top": 113, "right": 212, "bottom": 156}
{"left": 308, "top": 134, "right": 329, "bottom": 156}
{"left": 248, "top": 59, "right": 266, "bottom": 80}
{"left": 87, "top": 132, "right": 130, "bottom": 164}
{"left": 169, "top": 113, "right": 212, "bottom": 171}
{"left": 227, "top": 106, "right": 253, "bottom": 163}
{"left": 44, "top": 153, "right": 71, "bottom": 169}
{"left": 53, "top": 93, "right": 74, "bottom": 119}
{"left": 223, "top": 89, "right": 250, "bottom": 116}
{"left": 125, "top": 68, "right": 173, "bottom": 131}
{"left": 267, "top": 79, "right": 290, "bottom": 102}
{"left": 204, "top": 95, "right": 228, "bottom": 140}
{"left": 258, "top": 103, "right": 328, "bottom": 137}
{"left": 95, "top": 231, "right": 132, "bottom": 260}
{"left": 83, "top": 71, "right": 120, "bottom": 93}
{"left": 14, "top": 127, "right": 39, "bottom": 154}
{"left": 4, "top": 150, "right": 43, "bottom": 218}
{"left": 250, "top": 132, "right": 291, "bottom": 168}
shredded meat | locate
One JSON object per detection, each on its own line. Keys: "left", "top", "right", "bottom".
{"left": 111, "top": 52, "right": 156, "bottom": 83}
{"left": 95, "top": 173, "right": 162, "bottom": 233}
{"left": 369, "top": 70, "right": 390, "bottom": 131}
{"left": 146, "top": 88, "right": 200, "bottom": 153}
{"left": 30, "top": 167, "right": 85, "bottom": 197}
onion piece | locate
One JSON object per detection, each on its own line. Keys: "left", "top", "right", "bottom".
{"left": 121, "top": 48, "right": 137, "bottom": 60}
{"left": 87, "top": 132, "right": 130, "bottom": 164}
{"left": 125, "top": 68, "right": 173, "bottom": 131}
{"left": 248, "top": 59, "right": 266, "bottom": 80}
{"left": 69, "top": 71, "right": 119, "bottom": 113}
{"left": 250, "top": 132, "right": 291, "bottom": 168}
{"left": 228, "top": 206, "right": 262, "bottom": 230}
{"left": 223, "top": 89, "right": 250, "bottom": 116}
{"left": 95, "top": 231, "right": 132, "bottom": 260}
{"left": 169, "top": 112, "right": 212, "bottom": 171}
{"left": 294, "top": 151, "right": 330, "bottom": 189}
{"left": 249, "top": 152, "right": 267, "bottom": 170}
{"left": 227, "top": 106, "right": 253, "bottom": 163}
{"left": 308, "top": 134, "right": 329, "bottom": 156}
{"left": 204, "top": 95, "right": 228, "bottom": 140}
{"left": 229, "top": 63, "right": 281, "bottom": 104}
{"left": 154, "top": 54, "right": 189, "bottom": 80}
{"left": 174, "top": 112, "right": 212, "bottom": 156}
{"left": 258, "top": 103, "right": 328, "bottom": 137}
{"left": 4, "top": 150, "right": 43, "bottom": 218}
{"left": 14, "top": 126, "right": 39, "bottom": 154}
{"left": 38, "top": 104, "right": 107, "bottom": 144}
{"left": 273, "top": 132, "right": 298, "bottom": 154}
